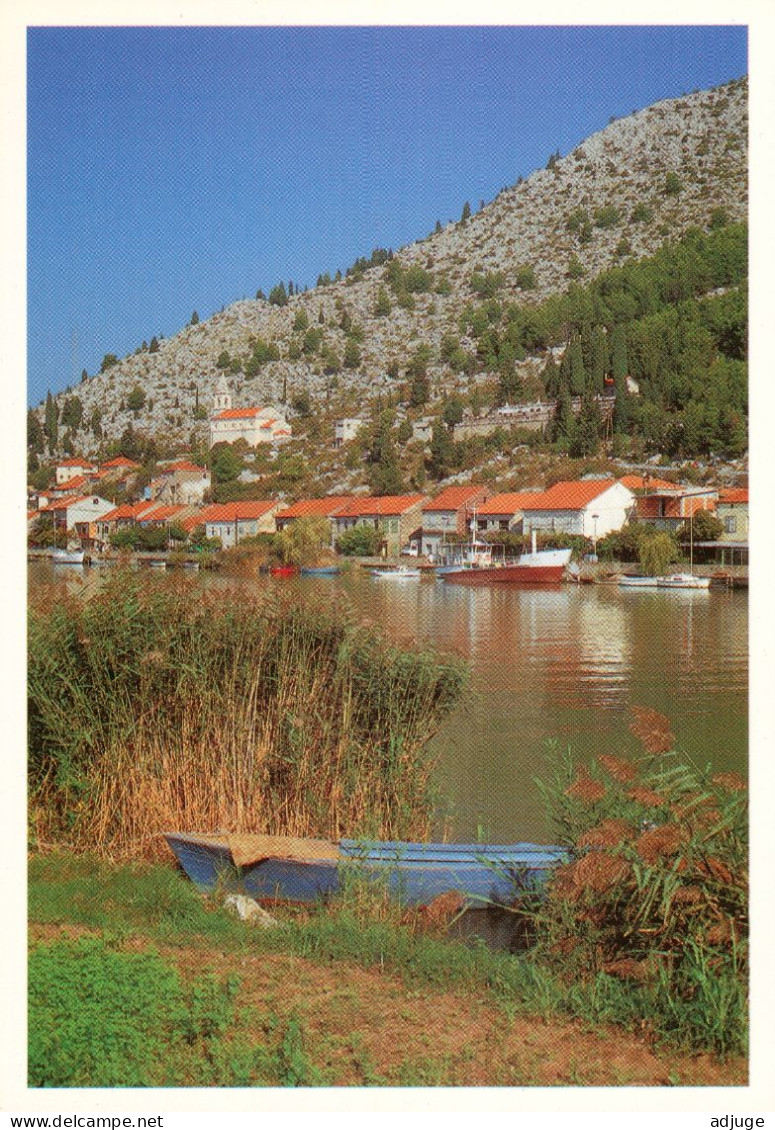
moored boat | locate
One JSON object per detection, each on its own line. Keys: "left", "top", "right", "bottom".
{"left": 618, "top": 574, "right": 661, "bottom": 588}
{"left": 371, "top": 565, "right": 421, "bottom": 579}
{"left": 300, "top": 565, "right": 341, "bottom": 576}
{"left": 164, "top": 832, "right": 566, "bottom": 907}
{"left": 656, "top": 572, "right": 711, "bottom": 590}
{"left": 270, "top": 564, "right": 299, "bottom": 577}
{"left": 440, "top": 532, "right": 571, "bottom": 586}
{"left": 51, "top": 547, "right": 85, "bottom": 565}
{"left": 619, "top": 572, "right": 711, "bottom": 590}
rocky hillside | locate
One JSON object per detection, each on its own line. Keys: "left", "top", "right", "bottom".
{"left": 39, "top": 76, "right": 747, "bottom": 454}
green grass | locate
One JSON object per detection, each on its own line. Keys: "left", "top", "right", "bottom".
{"left": 29, "top": 936, "right": 240, "bottom": 1087}
{"left": 29, "top": 848, "right": 748, "bottom": 1062}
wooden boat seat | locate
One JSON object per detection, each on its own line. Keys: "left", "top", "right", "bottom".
{"left": 227, "top": 834, "right": 341, "bottom": 868}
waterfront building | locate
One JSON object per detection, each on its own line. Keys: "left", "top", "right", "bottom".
{"left": 418, "top": 485, "right": 491, "bottom": 558}
{"left": 520, "top": 479, "right": 636, "bottom": 538}
{"left": 199, "top": 500, "right": 281, "bottom": 548}
{"left": 332, "top": 495, "right": 427, "bottom": 556}
{"left": 274, "top": 496, "right": 358, "bottom": 533}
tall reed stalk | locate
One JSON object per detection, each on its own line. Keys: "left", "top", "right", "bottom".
{"left": 28, "top": 573, "right": 467, "bottom": 857}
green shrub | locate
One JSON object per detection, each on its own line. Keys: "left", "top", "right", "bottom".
{"left": 533, "top": 738, "right": 748, "bottom": 1055}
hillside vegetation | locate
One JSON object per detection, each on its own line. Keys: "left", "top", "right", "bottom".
{"left": 31, "top": 77, "right": 747, "bottom": 492}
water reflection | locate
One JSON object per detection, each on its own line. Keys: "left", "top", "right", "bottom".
{"left": 28, "top": 562, "right": 748, "bottom": 841}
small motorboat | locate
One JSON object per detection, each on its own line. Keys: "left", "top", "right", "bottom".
{"left": 164, "top": 832, "right": 566, "bottom": 907}
{"left": 656, "top": 573, "right": 711, "bottom": 590}
{"left": 51, "top": 547, "right": 85, "bottom": 565}
{"left": 619, "top": 573, "right": 710, "bottom": 590}
{"left": 371, "top": 565, "right": 421, "bottom": 579}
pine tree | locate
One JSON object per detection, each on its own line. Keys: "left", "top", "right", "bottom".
{"left": 542, "top": 354, "right": 560, "bottom": 399}
{"left": 44, "top": 391, "right": 58, "bottom": 450}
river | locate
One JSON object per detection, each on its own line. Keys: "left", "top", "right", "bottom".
{"left": 29, "top": 561, "right": 748, "bottom": 842}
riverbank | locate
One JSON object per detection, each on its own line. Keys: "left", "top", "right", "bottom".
{"left": 28, "top": 850, "right": 746, "bottom": 1087}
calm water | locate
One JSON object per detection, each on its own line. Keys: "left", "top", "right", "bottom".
{"left": 30, "top": 562, "right": 748, "bottom": 842}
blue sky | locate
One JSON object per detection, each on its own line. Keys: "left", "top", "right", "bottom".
{"left": 27, "top": 25, "right": 747, "bottom": 407}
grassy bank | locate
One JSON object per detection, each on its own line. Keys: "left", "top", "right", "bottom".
{"left": 28, "top": 571, "right": 467, "bottom": 855}
{"left": 28, "top": 849, "right": 747, "bottom": 1086}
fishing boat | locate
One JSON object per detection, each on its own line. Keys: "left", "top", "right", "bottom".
{"left": 50, "top": 547, "right": 85, "bottom": 565}
{"left": 371, "top": 565, "right": 421, "bottom": 579}
{"left": 439, "top": 530, "right": 571, "bottom": 586}
{"left": 164, "top": 832, "right": 566, "bottom": 907}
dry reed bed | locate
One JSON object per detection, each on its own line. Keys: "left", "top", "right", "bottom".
{"left": 28, "top": 572, "right": 468, "bottom": 857}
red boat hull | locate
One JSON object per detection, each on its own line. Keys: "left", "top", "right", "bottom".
{"left": 270, "top": 565, "right": 299, "bottom": 577}
{"left": 442, "top": 563, "right": 567, "bottom": 585}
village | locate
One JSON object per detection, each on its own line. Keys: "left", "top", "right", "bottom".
{"left": 27, "top": 387, "right": 749, "bottom": 577}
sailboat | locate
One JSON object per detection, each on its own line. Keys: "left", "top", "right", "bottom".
{"left": 619, "top": 510, "right": 710, "bottom": 589}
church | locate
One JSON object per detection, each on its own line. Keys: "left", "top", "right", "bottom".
{"left": 209, "top": 377, "right": 291, "bottom": 447}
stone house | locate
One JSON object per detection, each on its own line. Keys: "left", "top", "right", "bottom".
{"left": 199, "top": 500, "right": 281, "bottom": 548}
{"left": 274, "top": 496, "right": 357, "bottom": 535}
{"left": 715, "top": 488, "right": 749, "bottom": 543}
{"left": 473, "top": 491, "right": 544, "bottom": 536}
{"left": 152, "top": 460, "right": 212, "bottom": 505}
{"left": 334, "top": 418, "right": 365, "bottom": 448}
{"left": 332, "top": 495, "right": 427, "bottom": 556}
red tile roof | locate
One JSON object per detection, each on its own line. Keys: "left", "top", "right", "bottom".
{"left": 477, "top": 491, "right": 543, "bottom": 516}
{"left": 58, "top": 458, "right": 96, "bottom": 469}
{"left": 161, "top": 461, "right": 208, "bottom": 475}
{"left": 337, "top": 494, "right": 426, "bottom": 518}
{"left": 41, "top": 495, "right": 94, "bottom": 512}
{"left": 54, "top": 475, "right": 89, "bottom": 491}
{"left": 423, "top": 485, "right": 488, "bottom": 512}
{"left": 275, "top": 496, "right": 357, "bottom": 520}
{"left": 521, "top": 480, "right": 621, "bottom": 511}
{"left": 200, "top": 500, "right": 278, "bottom": 522}
{"left": 100, "top": 457, "right": 141, "bottom": 470}
{"left": 618, "top": 474, "right": 677, "bottom": 491}
{"left": 212, "top": 407, "right": 265, "bottom": 420}
{"left": 718, "top": 488, "right": 748, "bottom": 504}
{"left": 100, "top": 501, "right": 158, "bottom": 523}
{"left": 139, "top": 505, "right": 186, "bottom": 523}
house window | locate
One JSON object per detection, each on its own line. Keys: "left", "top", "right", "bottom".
{"left": 499, "top": 519, "right": 509, "bottom": 530}
{"left": 725, "top": 515, "right": 737, "bottom": 534}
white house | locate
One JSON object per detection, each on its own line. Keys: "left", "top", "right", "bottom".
{"left": 55, "top": 458, "right": 98, "bottom": 485}
{"left": 334, "top": 418, "right": 365, "bottom": 448}
{"left": 209, "top": 377, "right": 290, "bottom": 447}
{"left": 520, "top": 479, "right": 636, "bottom": 539}
{"left": 152, "top": 460, "right": 211, "bottom": 505}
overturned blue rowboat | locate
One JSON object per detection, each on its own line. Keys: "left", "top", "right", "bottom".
{"left": 164, "top": 832, "right": 566, "bottom": 907}
{"left": 299, "top": 565, "right": 341, "bottom": 576}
